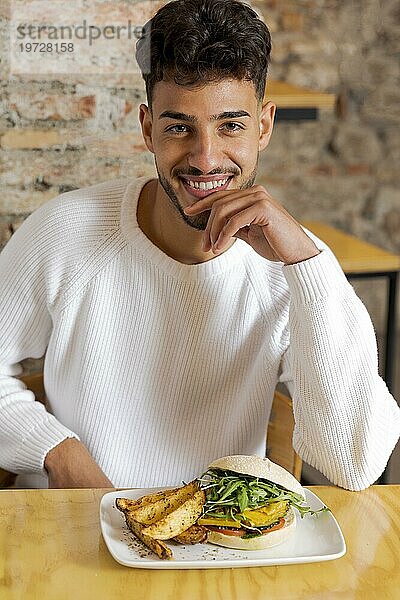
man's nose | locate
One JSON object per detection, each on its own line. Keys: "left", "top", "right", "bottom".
{"left": 187, "top": 131, "right": 224, "bottom": 173}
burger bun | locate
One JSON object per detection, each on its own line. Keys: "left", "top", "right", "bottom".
{"left": 208, "top": 454, "right": 305, "bottom": 499}
{"left": 205, "top": 454, "right": 304, "bottom": 550}
{"left": 207, "top": 505, "right": 296, "bottom": 550}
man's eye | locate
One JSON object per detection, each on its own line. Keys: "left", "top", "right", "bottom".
{"left": 166, "top": 124, "right": 189, "bottom": 134}
{"left": 221, "top": 122, "right": 244, "bottom": 132}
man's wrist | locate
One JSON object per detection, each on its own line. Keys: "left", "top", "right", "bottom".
{"left": 44, "top": 437, "right": 113, "bottom": 488}
{"left": 44, "top": 437, "right": 81, "bottom": 474}
{"left": 284, "top": 247, "right": 321, "bottom": 266}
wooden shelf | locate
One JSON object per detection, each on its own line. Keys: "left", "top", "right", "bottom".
{"left": 303, "top": 220, "right": 400, "bottom": 274}
{"left": 266, "top": 80, "right": 336, "bottom": 111}
{"left": 265, "top": 80, "right": 336, "bottom": 121}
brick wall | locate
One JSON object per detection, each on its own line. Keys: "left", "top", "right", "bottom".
{"left": 1, "top": 0, "right": 399, "bottom": 348}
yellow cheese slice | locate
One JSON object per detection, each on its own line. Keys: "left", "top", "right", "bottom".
{"left": 198, "top": 501, "right": 289, "bottom": 528}
{"left": 243, "top": 501, "right": 289, "bottom": 526}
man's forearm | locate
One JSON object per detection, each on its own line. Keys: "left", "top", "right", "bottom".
{"left": 282, "top": 250, "right": 400, "bottom": 490}
{"left": 44, "top": 437, "right": 113, "bottom": 488}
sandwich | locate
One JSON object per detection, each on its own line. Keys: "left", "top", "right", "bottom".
{"left": 197, "top": 454, "right": 328, "bottom": 550}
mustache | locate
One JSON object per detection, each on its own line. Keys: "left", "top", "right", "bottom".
{"left": 173, "top": 168, "right": 240, "bottom": 177}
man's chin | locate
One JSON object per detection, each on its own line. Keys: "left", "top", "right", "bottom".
{"left": 156, "top": 172, "right": 208, "bottom": 230}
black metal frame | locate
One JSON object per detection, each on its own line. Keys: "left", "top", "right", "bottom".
{"left": 275, "top": 107, "right": 318, "bottom": 121}
{"left": 346, "top": 271, "right": 398, "bottom": 393}
{"left": 300, "top": 270, "right": 398, "bottom": 487}
{"left": 346, "top": 271, "right": 398, "bottom": 485}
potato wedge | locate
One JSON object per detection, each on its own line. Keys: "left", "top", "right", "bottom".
{"left": 173, "top": 524, "right": 208, "bottom": 545}
{"left": 123, "top": 512, "right": 173, "bottom": 559}
{"left": 142, "top": 489, "right": 205, "bottom": 540}
{"left": 128, "top": 480, "right": 199, "bottom": 525}
{"left": 115, "top": 487, "right": 179, "bottom": 514}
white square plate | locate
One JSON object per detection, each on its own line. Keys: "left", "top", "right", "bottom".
{"left": 100, "top": 487, "right": 346, "bottom": 569}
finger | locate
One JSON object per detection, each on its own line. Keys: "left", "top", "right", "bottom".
{"left": 202, "top": 193, "right": 258, "bottom": 251}
{"left": 214, "top": 206, "right": 262, "bottom": 251}
{"left": 206, "top": 196, "right": 258, "bottom": 251}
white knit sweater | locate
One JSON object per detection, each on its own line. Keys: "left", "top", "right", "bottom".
{"left": 0, "top": 176, "right": 399, "bottom": 490}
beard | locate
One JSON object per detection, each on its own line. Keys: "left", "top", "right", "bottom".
{"left": 155, "top": 159, "right": 259, "bottom": 231}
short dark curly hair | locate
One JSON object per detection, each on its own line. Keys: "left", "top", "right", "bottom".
{"left": 136, "top": 0, "right": 272, "bottom": 108}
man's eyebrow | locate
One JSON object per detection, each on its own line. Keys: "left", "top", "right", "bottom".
{"left": 159, "top": 111, "right": 196, "bottom": 122}
{"left": 211, "top": 111, "right": 251, "bottom": 121}
{"left": 159, "top": 110, "right": 251, "bottom": 122}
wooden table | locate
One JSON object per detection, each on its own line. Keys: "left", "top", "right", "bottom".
{"left": 0, "top": 486, "right": 398, "bottom": 599}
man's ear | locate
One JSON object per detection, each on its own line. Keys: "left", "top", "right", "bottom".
{"left": 139, "top": 104, "right": 155, "bottom": 153}
{"left": 258, "top": 100, "right": 276, "bottom": 152}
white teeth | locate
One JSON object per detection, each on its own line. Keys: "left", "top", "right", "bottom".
{"left": 186, "top": 178, "right": 229, "bottom": 190}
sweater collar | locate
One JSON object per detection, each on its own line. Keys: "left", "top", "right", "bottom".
{"left": 121, "top": 176, "right": 252, "bottom": 282}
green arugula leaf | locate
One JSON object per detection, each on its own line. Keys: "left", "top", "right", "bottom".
{"left": 198, "top": 468, "right": 330, "bottom": 523}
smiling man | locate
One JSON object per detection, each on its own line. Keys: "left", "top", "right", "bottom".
{"left": 0, "top": 0, "right": 399, "bottom": 490}
{"left": 137, "top": 77, "right": 320, "bottom": 267}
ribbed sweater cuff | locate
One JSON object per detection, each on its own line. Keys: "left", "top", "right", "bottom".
{"left": 15, "top": 417, "right": 80, "bottom": 474}
{"left": 282, "top": 250, "right": 348, "bottom": 305}
{"left": 293, "top": 407, "right": 400, "bottom": 492}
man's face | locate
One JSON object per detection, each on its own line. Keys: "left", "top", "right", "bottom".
{"left": 139, "top": 78, "right": 275, "bottom": 230}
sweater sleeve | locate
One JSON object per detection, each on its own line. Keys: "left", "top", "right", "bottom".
{"left": 0, "top": 206, "right": 80, "bottom": 476}
{"left": 279, "top": 248, "right": 400, "bottom": 491}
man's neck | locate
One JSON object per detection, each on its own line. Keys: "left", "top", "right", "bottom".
{"left": 137, "top": 178, "right": 234, "bottom": 265}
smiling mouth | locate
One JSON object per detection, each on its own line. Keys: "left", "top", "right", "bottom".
{"left": 180, "top": 176, "right": 233, "bottom": 199}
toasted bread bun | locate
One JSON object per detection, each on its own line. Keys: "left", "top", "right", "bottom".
{"left": 205, "top": 455, "right": 305, "bottom": 550}
{"left": 208, "top": 454, "right": 305, "bottom": 500}
{"left": 207, "top": 505, "right": 296, "bottom": 550}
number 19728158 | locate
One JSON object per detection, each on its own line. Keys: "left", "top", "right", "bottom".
{"left": 19, "top": 42, "right": 74, "bottom": 53}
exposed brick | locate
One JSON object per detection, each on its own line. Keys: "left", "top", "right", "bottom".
{"left": 308, "top": 165, "right": 339, "bottom": 177}
{"left": 74, "top": 87, "right": 136, "bottom": 131}
{"left": 0, "top": 221, "right": 14, "bottom": 248}
{"left": 81, "top": 132, "right": 147, "bottom": 157}
{"left": 330, "top": 123, "right": 383, "bottom": 165}
{"left": 0, "top": 149, "right": 125, "bottom": 192}
{"left": 345, "top": 164, "right": 372, "bottom": 176}
{"left": 384, "top": 209, "right": 400, "bottom": 247}
{"left": 0, "top": 129, "right": 63, "bottom": 150}
{"left": 8, "top": 94, "right": 96, "bottom": 121}
{"left": 9, "top": 2, "right": 166, "bottom": 82}
{"left": 8, "top": 72, "right": 146, "bottom": 90}
{"left": 336, "top": 90, "right": 349, "bottom": 120}
{"left": 0, "top": 150, "right": 82, "bottom": 188}
{"left": 1, "top": 129, "right": 147, "bottom": 156}
{"left": 0, "top": 3, "right": 10, "bottom": 19}
{"left": 281, "top": 12, "right": 304, "bottom": 32}
{"left": 0, "top": 188, "right": 58, "bottom": 215}
{"left": 90, "top": 1, "right": 166, "bottom": 24}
